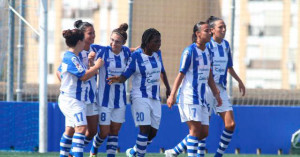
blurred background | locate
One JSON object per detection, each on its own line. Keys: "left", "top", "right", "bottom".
{"left": 0, "top": 0, "right": 300, "bottom": 105}
{"left": 0, "top": 0, "right": 300, "bottom": 155}
{"left": 1, "top": 0, "right": 300, "bottom": 105}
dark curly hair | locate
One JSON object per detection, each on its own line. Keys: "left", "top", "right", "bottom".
{"left": 141, "top": 28, "right": 161, "bottom": 49}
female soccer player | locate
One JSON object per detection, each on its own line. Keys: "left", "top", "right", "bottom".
{"left": 58, "top": 29, "right": 103, "bottom": 157}
{"left": 57, "top": 20, "right": 101, "bottom": 157}
{"left": 107, "top": 28, "right": 171, "bottom": 157}
{"left": 205, "top": 16, "right": 245, "bottom": 157}
{"left": 165, "top": 21, "right": 221, "bottom": 157}
{"left": 88, "top": 23, "right": 131, "bottom": 157}
{"left": 74, "top": 20, "right": 100, "bottom": 146}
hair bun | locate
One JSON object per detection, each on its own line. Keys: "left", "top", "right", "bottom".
{"left": 62, "top": 29, "right": 72, "bottom": 38}
{"left": 74, "top": 20, "right": 83, "bottom": 28}
{"left": 119, "top": 23, "right": 128, "bottom": 32}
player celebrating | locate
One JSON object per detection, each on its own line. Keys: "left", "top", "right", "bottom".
{"left": 58, "top": 29, "right": 103, "bottom": 157}
{"left": 107, "top": 28, "right": 171, "bottom": 157}
{"left": 205, "top": 16, "right": 245, "bottom": 157}
{"left": 165, "top": 21, "right": 221, "bottom": 157}
{"left": 74, "top": 20, "right": 100, "bottom": 147}
{"left": 88, "top": 23, "right": 131, "bottom": 157}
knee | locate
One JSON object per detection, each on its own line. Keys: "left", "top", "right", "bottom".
{"left": 99, "top": 129, "right": 110, "bottom": 139}
{"left": 85, "top": 129, "right": 98, "bottom": 139}
{"left": 110, "top": 127, "right": 120, "bottom": 136}
{"left": 198, "top": 130, "right": 209, "bottom": 140}
{"left": 75, "top": 125, "right": 87, "bottom": 134}
{"left": 225, "top": 121, "right": 236, "bottom": 131}
{"left": 65, "top": 127, "right": 75, "bottom": 136}
{"left": 139, "top": 126, "right": 151, "bottom": 135}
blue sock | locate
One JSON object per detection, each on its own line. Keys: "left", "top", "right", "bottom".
{"left": 90, "top": 133, "right": 105, "bottom": 155}
{"left": 84, "top": 137, "right": 92, "bottom": 146}
{"left": 106, "top": 135, "right": 118, "bottom": 157}
{"left": 173, "top": 134, "right": 188, "bottom": 155}
{"left": 215, "top": 129, "right": 233, "bottom": 157}
{"left": 135, "top": 133, "right": 148, "bottom": 157}
{"left": 71, "top": 133, "right": 85, "bottom": 157}
{"left": 59, "top": 134, "right": 72, "bottom": 157}
{"left": 129, "top": 140, "right": 152, "bottom": 156}
{"left": 187, "top": 135, "right": 198, "bottom": 157}
{"left": 197, "top": 138, "right": 206, "bottom": 157}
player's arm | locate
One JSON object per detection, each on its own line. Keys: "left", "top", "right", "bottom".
{"left": 130, "top": 46, "right": 140, "bottom": 52}
{"left": 228, "top": 67, "right": 245, "bottom": 96}
{"left": 56, "top": 64, "right": 62, "bottom": 82}
{"left": 208, "top": 70, "right": 222, "bottom": 106}
{"left": 56, "top": 70, "right": 61, "bottom": 82}
{"left": 160, "top": 71, "right": 171, "bottom": 98}
{"left": 80, "top": 58, "right": 104, "bottom": 81}
{"left": 167, "top": 72, "right": 185, "bottom": 108}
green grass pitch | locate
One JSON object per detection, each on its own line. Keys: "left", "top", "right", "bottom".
{"left": 0, "top": 152, "right": 299, "bottom": 157}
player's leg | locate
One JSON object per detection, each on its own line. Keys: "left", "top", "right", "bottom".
{"left": 164, "top": 135, "right": 188, "bottom": 157}
{"left": 186, "top": 121, "right": 202, "bottom": 157}
{"left": 106, "top": 106, "right": 125, "bottom": 157}
{"left": 214, "top": 110, "right": 235, "bottom": 157}
{"left": 58, "top": 95, "right": 75, "bottom": 157}
{"left": 127, "top": 98, "right": 152, "bottom": 157}
{"left": 59, "top": 126, "right": 75, "bottom": 157}
{"left": 71, "top": 99, "right": 88, "bottom": 157}
{"left": 90, "top": 106, "right": 111, "bottom": 156}
{"left": 197, "top": 105, "right": 210, "bottom": 157}
{"left": 85, "top": 103, "right": 99, "bottom": 146}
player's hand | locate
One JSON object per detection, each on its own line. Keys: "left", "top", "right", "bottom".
{"left": 94, "top": 58, "right": 104, "bottom": 69}
{"left": 107, "top": 76, "right": 120, "bottom": 85}
{"left": 167, "top": 95, "right": 175, "bottom": 108}
{"left": 215, "top": 93, "right": 222, "bottom": 107}
{"left": 239, "top": 81, "right": 246, "bottom": 96}
{"left": 88, "top": 51, "right": 96, "bottom": 60}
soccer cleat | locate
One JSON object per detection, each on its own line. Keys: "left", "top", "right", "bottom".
{"left": 126, "top": 148, "right": 135, "bottom": 157}
{"left": 89, "top": 153, "right": 97, "bottom": 157}
{"left": 164, "top": 149, "right": 178, "bottom": 157}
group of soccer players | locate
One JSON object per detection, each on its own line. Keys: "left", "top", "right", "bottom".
{"left": 57, "top": 15, "right": 245, "bottom": 157}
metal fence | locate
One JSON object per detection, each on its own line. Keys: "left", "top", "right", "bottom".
{"left": 0, "top": 0, "right": 299, "bottom": 105}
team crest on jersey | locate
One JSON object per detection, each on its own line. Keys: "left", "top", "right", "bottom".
{"left": 71, "top": 57, "right": 84, "bottom": 72}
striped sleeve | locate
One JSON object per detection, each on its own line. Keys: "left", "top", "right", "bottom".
{"left": 122, "top": 52, "right": 137, "bottom": 79}
{"left": 179, "top": 48, "right": 192, "bottom": 74}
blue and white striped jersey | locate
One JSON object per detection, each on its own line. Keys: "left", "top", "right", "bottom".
{"left": 94, "top": 45, "right": 131, "bottom": 108}
{"left": 78, "top": 48, "right": 97, "bottom": 104}
{"left": 207, "top": 38, "right": 233, "bottom": 88}
{"left": 59, "top": 51, "right": 87, "bottom": 101}
{"left": 177, "top": 43, "right": 212, "bottom": 105}
{"left": 122, "top": 48, "right": 165, "bottom": 101}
